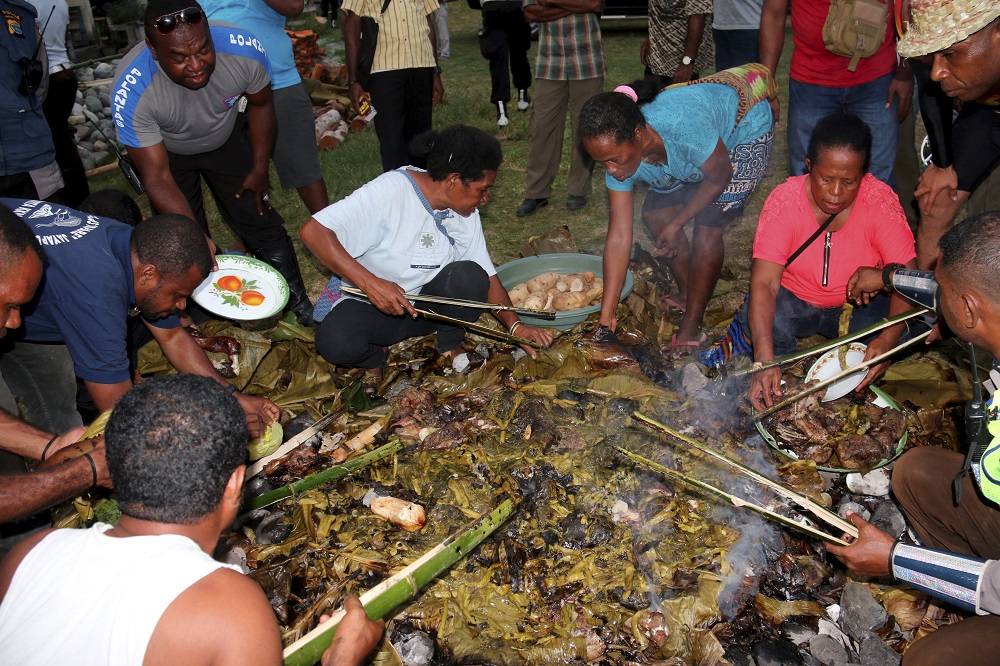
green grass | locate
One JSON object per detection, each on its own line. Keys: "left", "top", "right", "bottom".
{"left": 91, "top": 7, "right": 794, "bottom": 322}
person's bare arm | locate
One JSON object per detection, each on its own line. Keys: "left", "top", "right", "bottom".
{"left": 523, "top": 3, "right": 570, "bottom": 22}
{"left": 322, "top": 598, "right": 385, "bottom": 666}
{"left": 599, "top": 189, "right": 635, "bottom": 331}
{"left": 343, "top": 10, "right": 371, "bottom": 112}
{"left": 86, "top": 379, "right": 133, "bottom": 414}
{"left": 759, "top": 0, "right": 788, "bottom": 122}
{"left": 0, "top": 450, "right": 107, "bottom": 524}
{"left": 654, "top": 140, "right": 732, "bottom": 257}
{"left": 0, "top": 409, "right": 64, "bottom": 460}
{"left": 857, "top": 259, "right": 919, "bottom": 390}
{"left": 746, "top": 259, "right": 785, "bottom": 411}
{"left": 486, "top": 275, "right": 554, "bottom": 357}
{"left": 426, "top": 14, "right": 443, "bottom": 105}
{"left": 145, "top": 569, "right": 283, "bottom": 666}
{"left": 239, "top": 86, "right": 278, "bottom": 215}
{"left": 127, "top": 143, "right": 197, "bottom": 219}
{"left": 147, "top": 325, "right": 280, "bottom": 438}
{"left": 299, "top": 218, "right": 417, "bottom": 317}
{"left": 541, "top": 0, "right": 600, "bottom": 14}
{"left": 673, "top": 13, "right": 707, "bottom": 83}
{"left": 263, "top": 0, "right": 304, "bottom": 17}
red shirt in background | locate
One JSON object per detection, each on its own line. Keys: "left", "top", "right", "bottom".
{"left": 753, "top": 174, "right": 915, "bottom": 309}
{"left": 789, "top": 0, "right": 898, "bottom": 87}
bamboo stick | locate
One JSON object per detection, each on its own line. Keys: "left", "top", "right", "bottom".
{"left": 616, "top": 448, "right": 848, "bottom": 546}
{"left": 247, "top": 440, "right": 401, "bottom": 511}
{"left": 731, "top": 308, "right": 929, "bottom": 376}
{"left": 633, "top": 412, "right": 857, "bottom": 538}
{"left": 415, "top": 308, "right": 542, "bottom": 347}
{"left": 341, "top": 285, "right": 556, "bottom": 319}
{"left": 752, "top": 329, "right": 933, "bottom": 421}
{"left": 282, "top": 498, "right": 517, "bottom": 665}
{"left": 85, "top": 163, "right": 119, "bottom": 179}
{"left": 246, "top": 411, "right": 348, "bottom": 478}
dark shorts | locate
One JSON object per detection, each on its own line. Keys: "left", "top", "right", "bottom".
{"left": 642, "top": 128, "right": 773, "bottom": 228}
{"left": 272, "top": 82, "right": 324, "bottom": 189}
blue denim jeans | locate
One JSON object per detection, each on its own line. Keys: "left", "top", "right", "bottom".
{"left": 0, "top": 341, "right": 82, "bottom": 434}
{"left": 737, "top": 287, "right": 891, "bottom": 357}
{"left": 712, "top": 28, "right": 760, "bottom": 72}
{"left": 787, "top": 72, "right": 899, "bottom": 186}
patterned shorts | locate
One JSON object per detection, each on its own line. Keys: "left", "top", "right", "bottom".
{"left": 643, "top": 128, "right": 773, "bottom": 228}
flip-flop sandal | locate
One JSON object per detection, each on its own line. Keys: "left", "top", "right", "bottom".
{"left": 663, "top": 332, "right": 708, "bottom": 359}
{"left": 660, "top": 294, "right": 687, "bottom": 313}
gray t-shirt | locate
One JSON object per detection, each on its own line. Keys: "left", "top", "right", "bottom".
{"left": 112, "top": 22, "right": 271, "bottom": 155}
{"left": 714, "top": 0, "right": 763, "bottom": 31}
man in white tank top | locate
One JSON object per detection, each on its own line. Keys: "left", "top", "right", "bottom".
{"left": 0, "top": 374, "right": 383, "bottom": 665}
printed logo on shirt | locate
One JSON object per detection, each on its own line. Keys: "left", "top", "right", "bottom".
{"left": 419, "top": 233, "right": 436, "bottom": 249}
{"left": 3, "top": 10, "right": 23, "bottom": 36}
{"left": 30, "top": 205, "right": 82, "bottom": 229}
{"left": 222, "top": 94, "right": 241, "bottom": 109}
{"left": 410, "top": 264, "right": 441, "bottom": 270}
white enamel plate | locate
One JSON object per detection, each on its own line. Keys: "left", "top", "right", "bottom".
{"left": 192, "top": 255, "right": 289, "bottom": 321}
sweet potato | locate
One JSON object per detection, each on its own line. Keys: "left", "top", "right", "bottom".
{"left": 552, "top": 291, "right": 589, "bottom": 311}
{"left": 508, "top": 283, "right": 529, "bottom": 306}
{"left": 527, "top": 272, "right": 559, "bottom": 293}
{"left": 522, "top": 293, "right": 546, "bottom": 310}
{"left": 370, "top": 497, "right": 426, "bottom": 531}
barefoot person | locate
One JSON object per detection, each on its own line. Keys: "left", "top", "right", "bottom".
{"left": 580, "top": 66, "right": 774, "bottom": 355}
{"left": 299, "top": 125, "right": 553, "bottom": 373}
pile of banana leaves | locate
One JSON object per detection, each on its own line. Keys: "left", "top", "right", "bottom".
{"left": 76, "top": 249, "right": 974, "bottom": 664}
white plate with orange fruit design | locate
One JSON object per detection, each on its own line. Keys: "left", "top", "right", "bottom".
{"left": 192, "top": 255, "right": 289, "bottom": 321}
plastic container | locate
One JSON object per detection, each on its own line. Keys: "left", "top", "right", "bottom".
{"left": 495, "top": 253, "right": 633, "bottom": 330}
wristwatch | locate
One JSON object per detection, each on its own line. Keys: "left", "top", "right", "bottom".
{"left": 681, "top": 55, "right": 693, "bottom": 66}
{"left": 882, "top": 263, "right": 904, "bottom": 291}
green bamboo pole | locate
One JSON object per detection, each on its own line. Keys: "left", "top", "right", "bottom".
{"left": 616, "top": 448, "right": 848, "bottom": 546}
{"left": 633, "top": 412, "right": 858, "bottom": 538}
{"left": 247, "top": 440, "right": 402, "bottom": 511}
{"left": 731, "top": 308, "right": 928, "bottom": 376}
{"left": 282, "top": 498, "right": 517, "bottom": 666}
{"left": 752, "top": 329, "right": 932, "bottom": 421}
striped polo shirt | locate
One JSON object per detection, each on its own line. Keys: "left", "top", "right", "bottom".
{"left": 524, "top": 0, "right": 606, "bottom": 80}
{"left": 342, "top": 0, "right": 439, "bottom": 72}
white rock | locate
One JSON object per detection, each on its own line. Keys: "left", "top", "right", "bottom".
{"left": 846, "top": 468, "right": 891, "bottom": 497}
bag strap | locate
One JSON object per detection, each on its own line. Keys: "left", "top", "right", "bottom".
{"left": 380, "top": 0, "right": 392, "bottom": 14}
{"left": 785, "top": 213, "right": 837, "bottom": 268}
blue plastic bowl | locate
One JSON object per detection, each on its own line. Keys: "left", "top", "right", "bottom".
{"left": 496, "top": 254, "right": 634, "bottom": 330}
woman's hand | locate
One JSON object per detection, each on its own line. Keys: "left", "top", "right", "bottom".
{"left": 360, "top": 276, "right": 417, "bottom": 317}
{"left": 747, "top": 366, "right": 782, "bottom": 412}
{"left": 856, "top": 334, "right": 892, "bottom": 391}
{"left": 516, "top": 325, "right": 554, "bottom": 358}
{"left": 653, "top": 220, "right": 685, "bottom": 259}
{"left": 846, "top": 267, "right": 885, "bottom": 305}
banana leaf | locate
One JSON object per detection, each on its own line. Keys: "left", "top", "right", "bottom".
{"left": 244, "top": 339, "right": 340, "bottom": 408}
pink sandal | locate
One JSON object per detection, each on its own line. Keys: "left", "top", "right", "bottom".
{"left": 663, "top": 332, "right": 707, "bottom": 358}
{"left": 660, "top": 294, "right": 687, "bottom": 313}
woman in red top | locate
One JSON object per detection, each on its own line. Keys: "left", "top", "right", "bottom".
{"left": 744, "top": 113, "right": 917, "bottom": 412}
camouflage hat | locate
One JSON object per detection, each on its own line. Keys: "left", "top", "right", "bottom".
{"left": 897, "top": 0, "right": 1000, "bottom": 58}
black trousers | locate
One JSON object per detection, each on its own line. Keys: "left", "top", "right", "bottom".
{"left": 315, "top": 261, "right": 490, "bottom": 368}
{"left": 480, "top": 1, "right": 531, "bottom": 104}
{"left": 369, "top": 68, "right": 434, "bottom": 172}
{"left": 164, "top": 115, "right": 289, "bottom": 250}
{"left": 45, "top": 69, "right": 89, "bottom": 207}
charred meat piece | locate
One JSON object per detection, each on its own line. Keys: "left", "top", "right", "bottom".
{"left": 265, "top": 444, "right": 321, "bottom": 477}
{"left": 419, "top": 422, "right": 468, "bottom": 450}
{"left": 388, "top": 387, "right": 437, "bottom": 423}
{"left": 836, "top": 434, "right": 890, "bottom": 469}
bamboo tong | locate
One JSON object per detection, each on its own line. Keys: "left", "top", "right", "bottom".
{"left": 341, "top": 285, "right": 557, "bottom": 319}
{"left": 732, "top": 308, "right": 929, "bottom": 377}
{"left": 631, "top": 412, "right": 856, "bottom": 546}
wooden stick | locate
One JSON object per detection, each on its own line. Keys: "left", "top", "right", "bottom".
{"left": 414, "top": 307, "right": 541, "bottom": 348}
{"left": 731, "top": 308, "right": 929, "bottom": 376}
{"left": 752, "top": 329, "right": 932, "bottom": 421}
{"left": 85, "top": 163, "right": 119, "bottom": 179}
{"left": 616, "top": 447, "right": 848, "bottom": 546}
{"left": 633, "top": 412, "right": 858, "bottom": 538}
{"left": 341, "top": 285, "right": 556, "bottom": 319}
{"left": 246, "top": 411, "right": 351, "bottom": 478}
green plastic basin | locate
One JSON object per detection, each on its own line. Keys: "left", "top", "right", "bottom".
{"left": 496, "top": 253, "right": 634, "bottom": 330}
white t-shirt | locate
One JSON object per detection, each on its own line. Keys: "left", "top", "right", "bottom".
{"left": 312, "top": 167, "right": 497, "bottom": 318}
{"left": 0, "top": 523, "right": 238, "bottom": 665}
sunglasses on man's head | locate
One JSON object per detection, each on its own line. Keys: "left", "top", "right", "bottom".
{"left": 147, "top": 7, "right": 204, "bottom": 35}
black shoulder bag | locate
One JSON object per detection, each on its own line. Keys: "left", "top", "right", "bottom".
{"left": 357, "top": 0, "right": 393, "bottom": 89}
{"left": 784, "top": 213, "right": 837, "bottom": 269}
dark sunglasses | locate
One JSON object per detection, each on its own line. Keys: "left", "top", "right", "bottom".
{"left": 147, "top": 7, "right": 204, "bottom": 35}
